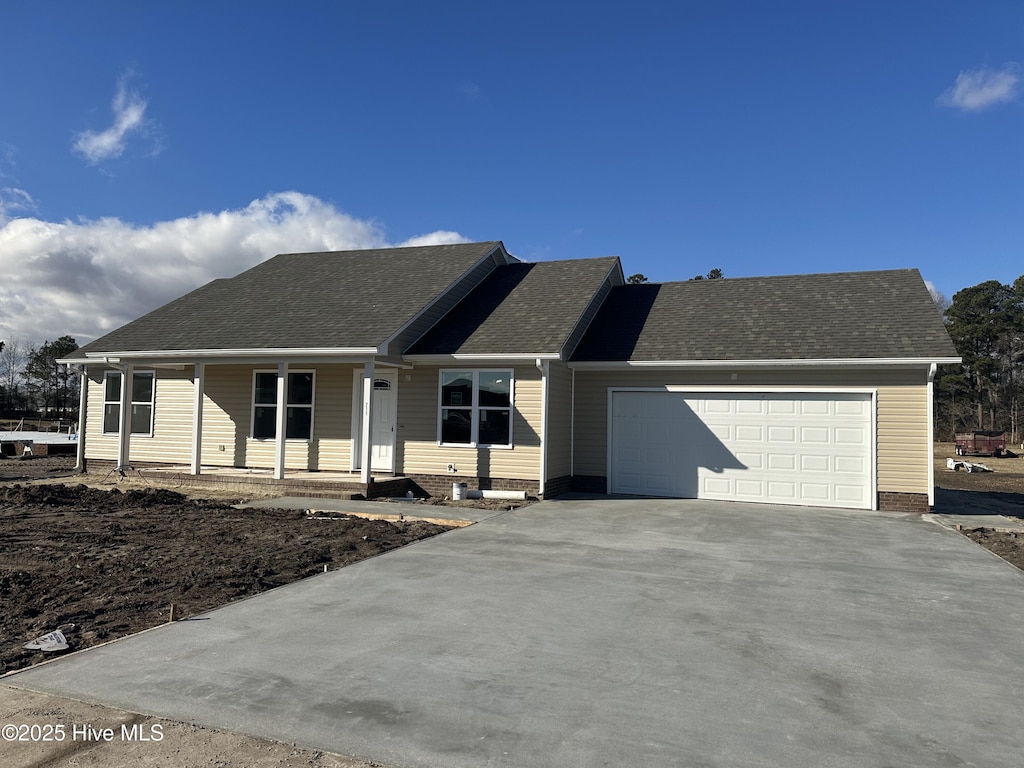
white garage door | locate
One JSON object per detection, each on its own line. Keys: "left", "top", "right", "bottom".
{"left": 610, "top": 391, "right": 873, "bottom": 509}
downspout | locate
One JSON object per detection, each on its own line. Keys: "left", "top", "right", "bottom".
{"left": 74, "top": 365, "right": 87, "bottom": 473}
{"left": 927, "top": 363, "right": 936, "bottom": 508}
{"left": 536, "top": 359, "right": 548, "bottom": 497}
{"left": 570, "top": 366, "right": 576, "bottom": 481}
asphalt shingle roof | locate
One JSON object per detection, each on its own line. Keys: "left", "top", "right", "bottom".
{"left": 407, "top": 257, "right": 620, "bottom": 356}
{"left": 570, "top": 269, "right": 958, "bottom": 361}
{"left": 77, "top": 242, "right": 502, "bottom": 355}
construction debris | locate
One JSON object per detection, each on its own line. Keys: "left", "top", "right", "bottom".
{"left": 947, "top": 457, "right": 993, "bottom": 473}
{"left": 23, "top": 624, "right": 75, "bottom": 652}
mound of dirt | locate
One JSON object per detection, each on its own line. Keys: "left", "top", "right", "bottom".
{"left": 965, "top": 529, "right": 1024, "bottom": 571}
{"left": 0, "top": 483, "right": 451, "bottom": 674}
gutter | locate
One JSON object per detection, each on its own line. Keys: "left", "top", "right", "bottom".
{"left": 404, "top": 353, "right": 561, "bottom": 363}
{"left": 568, "top": 357, "right": 963, "bottom": 370}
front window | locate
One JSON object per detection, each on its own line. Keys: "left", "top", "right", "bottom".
{"left": 102, "top": 371, "right": 155, "bottom": 435}
{"left": 439, "top": 370, "right": 513, "bottom": 446}
{"left": 252, "top": 371, "right": 314, "bottom": 440}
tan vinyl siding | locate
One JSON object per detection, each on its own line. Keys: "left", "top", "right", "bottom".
{"left": 199, "top": 365, "right": 253, "bottom": 468}
{"left": 390, "top": 255, "right": 499, "bottom": 355}
{"left": 398, "top": 364, "right": 541, "bottom": 480}
{"left": 141, "top": 368, "right": 193, "bottom": 463}
{"left": 204, "top": 364, "right": 356, "bottom": 471}
{"left": 876, "top": 382, "right": 929, "bottom": 493}
{"left": 491, "top": 366, "right": 541, "bottom": 480}
{"left": 311, "top": 365, "right": 354, "bottom": 471}
{"left": 84, "top": 370, "right": 118, "bottom": 461}
{"left": 572, "top": 367, "right": 931, "bottom": 495}
{"left": 545, "top": 361, "right": 573, "bottom": 479}
{"left": 396, "top": 365, "right": 470, "bottom": 474}
{"left": 84, "top": 367, "right": 193, "bottom": 463}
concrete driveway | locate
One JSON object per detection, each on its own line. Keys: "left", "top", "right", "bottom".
{"left": 9, "top": 497, "right": 1024, "bottom": 768}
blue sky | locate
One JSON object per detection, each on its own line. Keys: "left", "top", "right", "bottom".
{"left": 1, "top": 1, "right": 1022, "bottom": 345}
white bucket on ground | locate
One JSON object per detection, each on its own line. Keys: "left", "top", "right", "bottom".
{"left": 452, "top": 482, "right": 468, "bottom": 500}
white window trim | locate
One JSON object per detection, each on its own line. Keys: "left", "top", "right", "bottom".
{"left": 251, "top": 369, "right": 316, "bottom": 441}
{"left": 102, "top": 370, "right": 155, "bottom": 437}
{"left": 437, "top": 369, "right": 515, "bottom": 449}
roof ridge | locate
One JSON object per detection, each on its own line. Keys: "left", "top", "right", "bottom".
{"left": 637, "top": 267, "right": 919, "bottom": 287}
{"left": 271, "top": 241, "right": 501, "bottom": 259}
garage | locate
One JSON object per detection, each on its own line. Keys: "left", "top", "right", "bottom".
{"left": 609, "top": 390, "right": 874, "bottom": 509}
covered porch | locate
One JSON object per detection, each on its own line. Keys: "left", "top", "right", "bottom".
{"left": 74, "top": 355, "right": 402, "bottom": 484}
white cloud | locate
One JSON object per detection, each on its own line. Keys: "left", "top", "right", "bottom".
{"left": 938, "top": 64, "right": 1020, "bottom": 112}
{"left": 0, "top": 191, "right": 468, "bottom": 346}
{"left": 400, "top": 231, "right": 470, "bottom": 248}
{"left": 72, "top": 73, "right": 153, "bottom": 164}
{"left": 0, "top": 187, "right": 35, "bottom": 223}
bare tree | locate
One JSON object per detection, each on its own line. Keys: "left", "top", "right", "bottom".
{"left": 0, "top": 336, "right": 28, "bottom": 416}
{"left": 928, "top": 285, "right": 951, "bottom": 317}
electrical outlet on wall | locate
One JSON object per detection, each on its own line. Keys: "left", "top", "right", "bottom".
{"left": 446, "top": 463, "right": 456, "bottom": 473}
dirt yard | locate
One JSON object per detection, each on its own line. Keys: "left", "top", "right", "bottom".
{"left": 0, "top": 461, "right": 452, "bottom": 675}
{"left": 934, "top": 441, "right": 1024, "bottom": 570}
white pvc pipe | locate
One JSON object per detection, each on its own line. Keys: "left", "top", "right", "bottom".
{"left": 466, "top": 489, "right": 528, "bottom": 501}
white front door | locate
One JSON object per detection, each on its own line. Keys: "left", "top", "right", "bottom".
{"left": 370, "top": 372, "right": 397, "bottom": 472}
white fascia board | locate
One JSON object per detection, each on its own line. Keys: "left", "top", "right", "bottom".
{"left": 83, "top": 347, "right": 380, "bottom": 363}
{"left": 568, "top": 357, "right": 962, "bottom": 370}
{"left": 609, "top": 384, "right": 879, "bottom": 394}
{"left": 404, "top": 353, "right": 561, "bottom": 363}
{"left": 57, "top": 357, "right": 174, "bottom": 371}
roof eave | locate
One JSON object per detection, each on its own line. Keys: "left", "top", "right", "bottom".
{"left": 405, "top": 353, "right": 561, "bottom": 363}
{"left": 568, "top": 357, "right": 962, "bottom": 370}
{"left": 65, "top": 347, "right": 381, "bottom": 366}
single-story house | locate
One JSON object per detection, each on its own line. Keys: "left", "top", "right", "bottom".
{"left": 63, "top": 241, "right": 959, "bottom": 511}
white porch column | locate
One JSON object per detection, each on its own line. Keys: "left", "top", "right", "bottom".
{"left": 75, "top": 366, "right": 88, "bottom": 472}
{"left": 536, "top": 359, "right": 548, "bottom": 497}
{"left": 117, "top": 364, "right": 134, "bottom": 469}
{"left": 927, "top": 363, "right": 936, "bottom": 508}
{"left": 274, "top": 361, "right": 288, "bottom": 480}
{"left": 360, "top": 361, "right": 375, "bottom": 483}
{"left": 191, "top": 362, "right": 205, "bottom": 475}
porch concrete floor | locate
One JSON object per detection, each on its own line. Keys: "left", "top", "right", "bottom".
{"left": 139, "top": 465, "right": 377, "bottom": 483}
